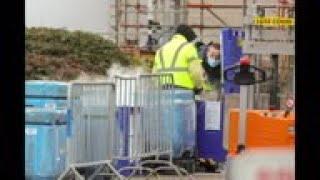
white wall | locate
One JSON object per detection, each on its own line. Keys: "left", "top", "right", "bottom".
{"left": 26, "top": 0, "right": 111, "bottom": 35}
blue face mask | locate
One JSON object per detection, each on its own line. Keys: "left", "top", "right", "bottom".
{"left": 207, "top": 57, "right": 220, "bottom": 67}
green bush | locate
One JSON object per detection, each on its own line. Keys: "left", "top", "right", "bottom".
{"left": 26, "top": 27, "right": 133, "bottom": 80}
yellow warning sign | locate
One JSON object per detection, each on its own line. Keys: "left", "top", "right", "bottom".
{"left": 254, "top": 16, "right": 295, "bottom": 27}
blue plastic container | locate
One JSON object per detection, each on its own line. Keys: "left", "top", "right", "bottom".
{"left": 25, "top": 81, "right": 69, "bottom": 97}
{"left": 162, "top": 90, "right": 196, "bottom": 158}
{"left": 26, "top": 99, "right": 68, "bottom": 109}
{"left": 25, "top": 124, "right": 67, "bottom": 179}
{"left": 25, "top": 108, "right": 67, "bottom": 124}
{"left": 221, "top": 28, "right": 242, "bottom": 94}
{"left": 196, "top": 101, "right": 227, "bottom": 162}
{"left": 25, "top": 81, "right": 69, "bottom": 109}
{"left": 25, "top": 108, "right": 67, "bottom": 179}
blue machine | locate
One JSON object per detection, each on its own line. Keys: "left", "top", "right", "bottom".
{"left": 196, "top": 101, "right": 226, "bottom": 162}
{"left": 25, "top": 81, "right": 69, "bottom": 179}
{"left": 195, "top": 28, "right": 242, "bottom": 164}
{"left": 221, "top": 28, "right": 243, "bottom": 94}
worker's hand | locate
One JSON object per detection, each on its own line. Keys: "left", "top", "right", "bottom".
{"left": 193, "top": 87, "right": 203, "bottom": 95}
{"left": 203, "top": 83, "right": 213, "bottom": 91}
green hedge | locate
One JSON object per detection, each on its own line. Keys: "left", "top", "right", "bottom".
{"left": 26, "top": 27, "right": 136, "bottom": 80}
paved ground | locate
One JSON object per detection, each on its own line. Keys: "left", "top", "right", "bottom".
{"left": 191, "top": 173, "right": 225, "bottom": 180}
{"left": 131, "top": 173, "right": 225, "bottom": 180}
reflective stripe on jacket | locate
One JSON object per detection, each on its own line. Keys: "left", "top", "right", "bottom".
{"left": 152, "top": 34, "right": 202, "bottom": 89}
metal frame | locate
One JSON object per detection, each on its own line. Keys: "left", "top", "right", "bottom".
{"left": 61, "top": 81, "right": 119, "bottom": 179}
{"left": 243, "top": 4, "right": 295, "bottom": 55}
{"left": 113, "top": 74, "right": 194, "bottom": 178}
{"left": 60, "top": 78, "right": 191, "bottom": 179}
{"left": 58, "top": 160, "right": 124, "bottom": 180}
{"left": 237, "top": 1, "right": 295, "bottom": 147}
{"left": 109, "top": 0, "right": 246, "bottom": 50}
{"left": 114, "top": 74, "right": 175, "bottom": 161}
{"left": 67, "top": 82, "right": 116, "bottom": 164}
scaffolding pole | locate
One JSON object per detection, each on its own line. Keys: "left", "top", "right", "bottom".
{"left": 110, "top": 0, "right": 245, "bottom": 51}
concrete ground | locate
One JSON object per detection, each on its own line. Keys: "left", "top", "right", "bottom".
{"left": 190, "top": 173, "right": 225, "bottom": 180}
{"left": 131, "top": 172, "right": 225, "bottom": 180}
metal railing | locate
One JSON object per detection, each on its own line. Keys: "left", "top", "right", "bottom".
{"left": 113, "top": 74, "right": 194, "bottom": 179}
{"left": 60, "top": 75, "right": 193, "bottom": 179}
{"left": 60, "top": 82, "right": 123, "bottom": 180}
{"left": 114, "top": 74, "right": 174, "bottom": 161}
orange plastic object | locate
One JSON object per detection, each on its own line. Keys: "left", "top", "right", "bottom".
{"left": 228, "top": 109, "right": 295, "bottom": 155}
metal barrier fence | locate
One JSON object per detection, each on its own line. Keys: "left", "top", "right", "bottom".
{"left": 60, "top": 75, "right": 193, "bottom": 179}
{"left": 60, "top": 82, "right": 122, "bottom": 180}
{"left": 67, "top": 82, "right": 115, "bottom": 164}
{"left": 114, "top": 74, "right": 194, "bottom": 179}
{"left": 114, "top": 74, "right": 174, "bottom": 161}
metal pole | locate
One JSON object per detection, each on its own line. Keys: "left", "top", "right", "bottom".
{"left": 254, "top": 55, "right": 261, "bottom": 108}
{"left": 137, "top": 0, "right": 140, "bottom": 48}
{"left": 248, "top": 55, "right": 255, "bottom": 109}
{"left": 238, "top": 86, "right": 248, "bottom": 147}
{"left": 243, "top": 0, "right": 247, "bottom": 17}
{"left": 292, "top": 55, "right": 295, "bottom": 112}
{"left": 220, "top": 32, "right": 229, "bottom": 151}
{"left": 115, "top": 0, "right": 119, "bottom": 45}
{"left": 147, "top": 0, "right": 154, "bottom": 21}
{"left": 174, "top": 0, "right": 180, "bottom": 25}
{"left": 206, "top": 9, "right": 228, "bottom": 26}
{"left": 293, "top": 58, "right": 295, "bottom": 99}
{"left": 124, "top": 0, "right": 128, "bottom": 43}
{"left": 183, "top": 0, "right": 188, "bottom": 24}
{"left": 270, "top": 54, "right": 280, "bottom": 109}
{"left": 200, "top": 0, "right": 204, "bottom": 39}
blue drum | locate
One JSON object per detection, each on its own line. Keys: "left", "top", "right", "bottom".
{"left": 162, "top": 89, "right": 196, "bottom": 159}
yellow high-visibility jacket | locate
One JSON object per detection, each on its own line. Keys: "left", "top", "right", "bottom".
{"left": 152, "top": 34, "right": 205, "bottom": 90}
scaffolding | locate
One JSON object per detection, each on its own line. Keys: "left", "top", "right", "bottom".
{"left": 108, "top": 0, "right": 246, "bottom": 53}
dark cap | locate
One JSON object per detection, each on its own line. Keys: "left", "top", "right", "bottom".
{"left": 175, "top": 24, "right": 197, "bottom": 42}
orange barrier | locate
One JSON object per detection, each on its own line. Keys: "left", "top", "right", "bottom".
{"left": 228, "top": 109, "right": 295, "bottom": 154}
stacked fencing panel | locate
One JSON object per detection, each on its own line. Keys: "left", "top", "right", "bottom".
{"left": 60, "top": 75, "right": 192, "bottom": 179}
{"left": 139, "top": 74, "right": 174, "bottom": 159}
{"left": 114, "top": 74, "right": 194, "bottom": 178}
{"left": 67, "top": 82, "right": 116, "bottom": 165}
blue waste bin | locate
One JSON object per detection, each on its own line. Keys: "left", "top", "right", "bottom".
{"left": 25, "top": 81, "right": 69, "bottom": 179}
{"left": 25, "top": 109, "right": 67, "bottom": 179}
{"left": 25, "top": 81, "right": 69, "bottom": 109}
